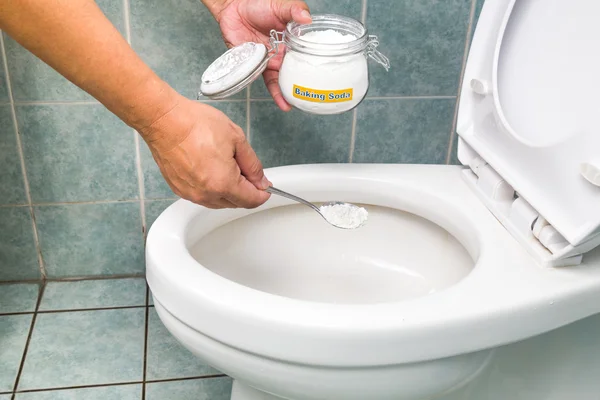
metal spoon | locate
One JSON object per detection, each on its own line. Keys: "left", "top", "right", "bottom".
{"left": 265, "top": 186, "right": 367, "bottom": 229}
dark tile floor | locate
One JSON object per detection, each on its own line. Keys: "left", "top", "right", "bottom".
{"left": 0, "top": 278, "right": 232, "bottom": 399}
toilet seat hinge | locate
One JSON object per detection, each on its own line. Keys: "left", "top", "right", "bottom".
{"left": 461, "top": 142, "right": 581, "bottom": 266}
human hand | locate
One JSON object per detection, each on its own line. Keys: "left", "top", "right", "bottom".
{"left": 206, "top": 0, "right": 312, "bottom": 111}
{"left": 140, "top": 96, "right": 271, "bottom": 209}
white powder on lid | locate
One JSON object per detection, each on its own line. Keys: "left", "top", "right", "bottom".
{"left": 203, "top": 42, "right": 258, "bottom": 82}
{"left": 319, "top": 203, "right": 368, "bottom": 229}
{"left": 300, "top": 29, "right": 357, "bottom": 44}
{"left": 200, "top": 42, "right": 266, "bottom": 97}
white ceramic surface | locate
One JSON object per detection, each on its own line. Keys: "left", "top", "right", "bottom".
{"left": 191, "top": 204, "right": 473, "bottom": 304}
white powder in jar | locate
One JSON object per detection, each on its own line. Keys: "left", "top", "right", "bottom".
{"left": 301, "top": 29, "right": 357, "bottom": 44}
{"left": 319, "top": 203, "right": 368, "bottom": 229}
{"left": 279, "top": 30, "right": 369, "bottom": 115}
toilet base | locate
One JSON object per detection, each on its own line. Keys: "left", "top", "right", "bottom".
{"left": 231, "top": 381, "right": 285, "bottom": 400}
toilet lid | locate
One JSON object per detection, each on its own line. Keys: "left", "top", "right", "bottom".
{"left": 456, "top": 0, "right": 600, "bottom": 251}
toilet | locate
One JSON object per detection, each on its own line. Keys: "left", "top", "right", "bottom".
{"left": 146, "top": 0, "right": 600, "bottom": 399}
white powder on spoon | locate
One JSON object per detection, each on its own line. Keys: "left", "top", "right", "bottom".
{"left": 319, "top": 203, "right": 368, "bottom": 229}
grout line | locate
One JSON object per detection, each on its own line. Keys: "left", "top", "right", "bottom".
{"left": 0, "top": 274, "right": 144, "bottom": 286}
{"left": 144, "top": 197, "right": 179, "bottom": 202}
{"left": 353, "top": 0, "right": 366, "bottom": 164}
{"left": 44, "top": 273, "right": 145, "bottom": 282}
{"left": 0, "top": 311, "right": 34, "bottom": 317}
{"left": 445, "top": 0, "right": 477, "bottom": 165}
{"left": 11, "top": 282, "right": 46, "bottom": 394}
{"left": 348, "top": 109, "right": 358, "bottom": 163}
{"left": 14, "top": 381, "right": 143, "bottom": 394}
{"left": 198, "top": 99, "right": 247, "bottom": 103}
{"left": 13, "top": 375, "right": 228, "bottom": 394}
{"left": 0, "top": 33, "right": 46, "bottom": 280}
{"left": 247, "top": 96, "right": 457, "bottom": 102}
{"left": 145, "top": 375, "right": 227, "bottom": 384}
{"left": 13, "top": 101, "right": 100, "bottom": 106}
{"left": 31, "top": 198, "right": 140, "bottom": 207}
{"left": 122, "top": 0, "right": 148, "bottom": 242}
{"left": 36, "top": 305, "right": 146, "bottom": 314}
{"left": 122, "top": 0, "right": 132, "bottom": 43}
{"left": 248, "top": 98, "right": 274, "bottom": 102}
{"left": 142, "top": 285, "right": 150, "bottom": 399}
{"left": 361, "top": 0, "right": 368, "bottom": 24}
{"left": 1, "top": 197, "right": 177, "bottom": 209}
{"left": 134, "top": 131, "right": 147, "bottom": 240}
{"left": 245, "top": 88, "right": 251, "bottom": 142}
{"left": 365, "top": 95, "right": 457, "bottom": 100}
{"left": 0, "top": 279, "right": 43, "bottom": 285}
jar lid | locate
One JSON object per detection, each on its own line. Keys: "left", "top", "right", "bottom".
{"left": 199, "top": 42, "right": 268, "bottom": 99}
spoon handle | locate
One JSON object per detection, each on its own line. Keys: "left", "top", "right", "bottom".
{"left": 266, "top": 186, "right": 321, "bottom": 213}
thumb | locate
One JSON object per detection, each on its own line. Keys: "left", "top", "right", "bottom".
{"left": 275, "top": 0, "right": 312, "bottom": 25}
{"left": 234, "top": 136, "right": 271, "bottom": 190}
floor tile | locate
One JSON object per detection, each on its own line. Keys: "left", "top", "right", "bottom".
{"left": 250, "top": 102, "right": 352, "bottom": 168}
{"left": 250, "top": 0, "right": 363, "bottom": 98}
{"left": 0, "top": 284, "right": 39, "bottom": 314}
{"left": 354, "top": 99, "right": 456, "bottom": 164}
{"left": 16, "top": 105, "right": 138, "bottom": 203}
{"left": 366, "top": 0, "right": 471, "bottom": 97}
{"left": 146, "top": 308, "right": 219, "bottom": 380}
{"left": 145, "top": 200, "right": 177, "bottom": 230}
{"left": 34, "top": 202, "right": 144, "bottom": 277}
{"left": 15, "top": 384, "right": 142, "bottom": 399}
{"left": 146, "top": 377, "right": 232, "bottom": 400}
{"left": 130, "top": 0, "right": 244, "bottom": 100}
{"left": 0, "top": 106, "right": 27, "bottom": 205}
{"left": 4, "top": 0, "right": 125, "bottom": 102}
{"left": 0, "top": 395, "right": 11, "bottom": 399}
{"left": 0, "top": 207, "right": 40, "bottom": 281}
{"left": 140, "top": 101, "right": 247, "bottom": 199}
{"left": 39, "top": 278, "right": 146, "bottom": 311}
{"left": 0, "top": 314, "right": 33, "bottom": 392}
{"left": 19, "top": 308, "right": 145, "bottom": 390}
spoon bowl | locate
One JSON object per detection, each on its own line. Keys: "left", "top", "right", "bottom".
{"left": 265, "top": 187, "right": 367, "bottom": 229}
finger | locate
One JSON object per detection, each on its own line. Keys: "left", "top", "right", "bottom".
{"left": 275, "top": 0, "right": 312, "bottom": 24}
{"left": 263, "top": 70, "right": 292, "bottom": 112}
{"left": 205, "top": 198, "right": 238, "bottom": 209}
{"left": 225, "top": 176, "right": 271, "bottom": 209}
{"left": 234, "top": 134, "right": 272, "bottom": 189}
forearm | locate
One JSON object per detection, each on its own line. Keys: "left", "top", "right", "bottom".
{"left": 0, "top": 0, "right": 178, "bottom": 133}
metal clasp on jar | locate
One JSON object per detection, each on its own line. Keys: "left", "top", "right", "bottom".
{"left": 366, "top": 35, "right": 390, "bottom": 71}
{"left": 267, "top": 30, "right": 285, "bottom": 61}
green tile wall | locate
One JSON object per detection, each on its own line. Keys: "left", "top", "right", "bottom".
{"left": 0, "top": 0, "right": 481, "bottom": 281}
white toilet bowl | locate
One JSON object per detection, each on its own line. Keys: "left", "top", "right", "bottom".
{"left": 147, "top": 164, "right": 600, "bottom": 400}
{"left": 147, "top": 0, "right": 600, "bottom": 398}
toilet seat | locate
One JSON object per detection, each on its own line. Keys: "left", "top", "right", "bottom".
{"left": 146, "top": 164, "right": 600, "bottom": 367}
{"left": 457, "top": 0, "right": 600, "bottom": 267}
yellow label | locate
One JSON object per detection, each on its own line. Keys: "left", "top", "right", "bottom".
{"left": 292, "top": 85, "right": 353, "bottom": 103}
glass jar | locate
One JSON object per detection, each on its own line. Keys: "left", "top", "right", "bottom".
{"left": 278, "top": 14, "right": 390, "bottom": 115}
{"left": 198, "top": 14, "right": 389, "bottom": 115}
